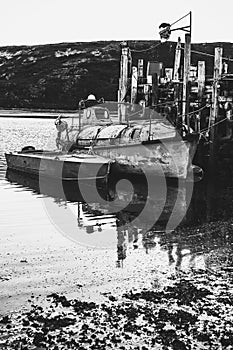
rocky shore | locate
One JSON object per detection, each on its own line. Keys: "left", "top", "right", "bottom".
{"left": 0, "top": 265, "right": 232, "bottom": 350}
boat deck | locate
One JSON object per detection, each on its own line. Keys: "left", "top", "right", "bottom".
{"left": 12, "top": 151, "right": 111, "bottom": 164}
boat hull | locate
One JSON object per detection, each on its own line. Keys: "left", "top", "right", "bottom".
{"left": 57, "top": 118, "right": 199, "bottom": 179}
{"left": 94, "top": 138, "right": 197, "bottom": 179}
{"left": 5, "top": 151, "right": 111, "bottom": 181}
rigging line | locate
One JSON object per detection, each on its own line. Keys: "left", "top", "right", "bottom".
{"left": 177, "top": 104, "right": 210, "bottom": 118}
{"left": 124, "top": 101, "right": 197, "bottom": 120}
{"left": 192, "top": 50, "right": 233, "bottom": 62}
{"left": 117, "top": 99, "right": 177, "bottom": 110}
{"left": 200, "top": 117, "right": 228, "bottom": 134}
{"left": 105, "top": 100, "right": 176, "bottom": 106}
{"left": 130, "top": 100, "right": 179, "bottom": 107}
{"left": 128, "top": 101, "right": 178, "bottom": 118}
{"left": 130, "top": 42, "right": 162, "bottom": 53}
{"left": 153, "top": 100, "right": 178, "bottom": 107}
{"left": 170, "top": 12, "right": 191, "bottom": 27}
{"left": 180, "top": 46, "right": 233, "bottom": 62}
{"left": 155, "top": 100, "right": 174, "bottom": 107}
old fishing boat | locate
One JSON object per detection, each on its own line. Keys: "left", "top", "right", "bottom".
{"left": 5, "top": 147, "right": 112, "bottom": 181}
{"left": 5, "top": 99, "right": 198, "bottom": 181}
{"left": 55, "top": 102, "right": 199, "bottom": 179}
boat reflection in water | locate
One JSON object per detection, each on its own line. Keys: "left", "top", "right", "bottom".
{"left": 5, "top": 170, "right": 233, "bottom": 271}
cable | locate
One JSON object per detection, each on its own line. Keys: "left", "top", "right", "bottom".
{"left": 176, "top": 104, "right": 210, "bottom": 119}
{"left": 180, "top": 46, "right": 233, "bottom": 62}
{"left": 187, "top": 104, "right": 210, "bottom": 117}
{"left": 130, "top": 42, "right": 162, "bottom": 53}
{"left": 200, "top": 117, "right": 228, "bottom": 134}
{"left": 170, "top": 12, "right": 191, "bottom": 27}
{"left": 130, "top": 39, "right": 233, "bottom": 61}
{"left": 154, "top": 100, "right": 177, "bottom": 107}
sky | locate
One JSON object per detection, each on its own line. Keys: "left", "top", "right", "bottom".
{"left": 0, "top": 0, "right": 233, "bottom": 46}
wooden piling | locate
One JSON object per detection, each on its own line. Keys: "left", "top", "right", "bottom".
{"left": 172, "top": 38, "right": 182, "bottom": 127}
{"left": 182, "top": 34, "right": 191, "bottom": 129}
{"left": 209, "top": 47, "right": 223, "bottom": 173}
{"left": 173, "top": 37, "right": 182, "bottom": 81}
{"left": 197, "top": 61, "right": 205, "bottom": 100}
{"left": 138, "top": 59, "right": 144, "bottom": 83}
{"left": 131, "top": 66, "right": 138, "bottom": 104}
{"left": 197, "top": 61, "right": 205, "bottom": 132}
{"left": 151, "top": 73, "right": 159, "bottom": 107}
{"left": 118, "top": 44, "right": 129, "bottom": 103}
{"left": 128, "top": 50, "right": 132, "bottom": 76}
{"left": 118, "top": 43, "right": 130, "bottom": 122}
{"left": 143, "top": 84, "right": 150, "bottom": 106}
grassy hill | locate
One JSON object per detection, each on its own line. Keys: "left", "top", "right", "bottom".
{"left": 0, "top": 40, "right": 232, "bottom": 110}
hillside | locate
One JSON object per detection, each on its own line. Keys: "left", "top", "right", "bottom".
{"left": 0, "top": 40, "right": 233, "bottom": 110}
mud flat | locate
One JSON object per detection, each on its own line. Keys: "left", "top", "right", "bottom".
{"left": 0, "top": 218, "right": 233, "bottom": 350}
{"left": 0, "top": 269, "right": 232, "bottom": 350}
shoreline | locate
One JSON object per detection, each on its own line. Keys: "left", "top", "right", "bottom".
{"left": 0, "top": 109, "right": 79, "bottom": 119}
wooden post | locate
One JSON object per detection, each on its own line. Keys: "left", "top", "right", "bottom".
{"left": 172, "top": 38, "right": 182, "bottom": 127}
{"left": 118, "top": 45, "right": 129, "bottom": 103}
{"left": 182, "top": 34, "right": 191, "bottom": 129}
{"left": 78, "top": 109, "right": 82, "bottom": 133}
{"left": 173, "top": 37, "right": 182, "bottom": 81}
{"left": 198, "top": 61, "right": 205, "bottom": 101}
{"left": 197, "top": 61, "right": 205, "bottom": 132}
{"left": 146, "top": 61, "right": 152, "bottom": 85}
{"left": 131, "top": 66, "right": 138, "bottom": 104}
{"left": 138, "top": 59, "right": 144, "bottom": 83}
{"left": 143, "top": 84, "right": 150, "bottom": 106}
{"left": 151, "top": 73, "right": 158, "bottom": 107}
{"left": 222, "top": 61, "right": 228, "bottom": 74}
{"left": 209, "top": 47, "right": 222, "bottom": 173}
{"left": 128, "top": 50, "right": 132, "bottom": 75}
{"left": 118, "top": 43, "right": 130, "bottom": 122}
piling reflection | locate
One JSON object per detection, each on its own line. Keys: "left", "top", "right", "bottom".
{"left": 5, "top": 170, "right": 233, "bottom": 272}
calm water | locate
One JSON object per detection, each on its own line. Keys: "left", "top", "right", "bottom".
{"left": 0, "top": 117, "right": 232, "bottom": 273}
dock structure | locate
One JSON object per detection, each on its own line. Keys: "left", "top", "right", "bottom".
{"left": 117, "top": 40, "right": 233, "bottom": 174}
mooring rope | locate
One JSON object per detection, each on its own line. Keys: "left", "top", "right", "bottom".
{"left": 200, "top": 117, "right": 229, "bottom": 135}
{"left": 177, "top": 104, "right": 210, "bottom": 119}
